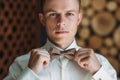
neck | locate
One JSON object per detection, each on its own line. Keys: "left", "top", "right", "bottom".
{"left": 49, "top": 38, "right": 74, "bottom": 50}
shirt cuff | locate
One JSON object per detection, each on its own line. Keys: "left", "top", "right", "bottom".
{"left": 17, "top": 67, "right": 40, "bottom": 80}
{"left": 93, "top": 65, "right": 113, "bottom": 80}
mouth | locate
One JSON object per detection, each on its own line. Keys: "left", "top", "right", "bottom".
{"left": 55, "top": 30, "right": 69, "bottom": 34}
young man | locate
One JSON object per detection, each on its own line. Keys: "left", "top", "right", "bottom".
{"left": 4, "top": 0, "right": 117, "bottom": 80}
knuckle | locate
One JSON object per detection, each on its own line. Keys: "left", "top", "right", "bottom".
{"left": 31, "top": 49, "right": 38, "bottom": 54}
{"left": 32, "top": 49, "right": 36, "bottom": 52}
{"left": 36, "top": 53, "right": 41, "bottom": 58}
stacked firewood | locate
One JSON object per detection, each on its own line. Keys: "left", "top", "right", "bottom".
{"left": 76, "top": 0, "right": 120, "bottom": 77}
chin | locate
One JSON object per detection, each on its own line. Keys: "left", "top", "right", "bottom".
{"left": 51, "top": 37, "right": 66, "bottom": 42}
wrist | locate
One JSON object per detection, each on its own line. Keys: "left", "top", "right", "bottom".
{"left": 28, "top": 66, "right": 42, "bottom": 75}
{"left": 91, "top": 64, "right": 102, "bottom": 75}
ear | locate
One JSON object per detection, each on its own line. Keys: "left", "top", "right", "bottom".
{"left": 38, "top": 13, "right": 45, "bottom": 26}
{"left": 77, "top": 13, "right": 83, "bottom": 25}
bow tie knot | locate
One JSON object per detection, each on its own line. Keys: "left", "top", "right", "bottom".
{"left": 49, "top": 48, "right": 76, "bottom": 60}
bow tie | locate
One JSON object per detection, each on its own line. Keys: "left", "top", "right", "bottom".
{"left": 49, "top": 48, "right": 76, "bottom": 60}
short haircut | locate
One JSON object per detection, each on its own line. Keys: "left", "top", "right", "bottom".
{"left": 39, "top": 0, "right": 81, "bottom": 13}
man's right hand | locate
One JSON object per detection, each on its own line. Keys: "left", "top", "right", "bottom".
{"left": 28, "top": 49, "right": 50, "bottom": 74}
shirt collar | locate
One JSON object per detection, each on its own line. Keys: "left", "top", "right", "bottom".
{"left": 42, "top": 39, "right": 80, "bottom": 51}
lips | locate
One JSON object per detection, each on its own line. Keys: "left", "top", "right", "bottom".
{"left": 55, "top": 30, "right": 69, "bottom": 34}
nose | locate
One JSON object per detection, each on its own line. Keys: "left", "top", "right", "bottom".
{"left": 56, "top": 14, "right": 66, "bottom": 27}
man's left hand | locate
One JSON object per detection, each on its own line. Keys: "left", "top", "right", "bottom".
{"left": 74, "top": 48, "right": 101, "bottom": 75}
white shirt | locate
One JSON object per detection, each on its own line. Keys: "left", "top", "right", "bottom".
{"left": 4, "top": 39, "right": 117, "bottom": 80}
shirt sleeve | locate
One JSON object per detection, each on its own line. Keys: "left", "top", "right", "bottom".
{"left": 3, "top": 58, "right": 40, "bottom": 80}
{"left": 17, "top": 67, "right": 40, "bottom": 80}
{"left": 92, "top": 54, "right": 117, "bottom": 80}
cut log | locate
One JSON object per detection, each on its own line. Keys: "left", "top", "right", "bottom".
{"left": 89, "top": 35, "right": 103, "bottom": 49}
{"left": 100, "top": 47, "right": 109, "bottom": 56}
{"left": 86, "top": 8, "right": 95, "bottom": 18}
{"left": 78, "top": 28, "right": 90, "bottom": 39}
{"left": 91, "top": 0, "right": 106, "bottom": 11}
{"left": 114, "top": 26, "right": 120, "bottom": 48}
{"left": 106, "top": 1, "right": 117, "bottom": 12}
{"left": 115, "top": 0, "right": 120, "bottom": 3}
{"left": 76, "top": 39, "right": 86, "bottom": 47}
{"left": 104, "top": 38, "right": 114, "bottom": 47}
{"left": 115, "top": 8, "right": 120, "bottom": 21}
{"left": 81, "top": 0, "right": 91, "bottom": 8}
{"left": 80, "top": 8, "right": 85, "bottom": 14}
{"left": 81, "top": 17, "right": 90, "bottom": 27}
{"left": 109, "top": 47, "right": 118, "bottom": 57}
{"left": 91, "top": 12, "right": 116, "bottom": 36}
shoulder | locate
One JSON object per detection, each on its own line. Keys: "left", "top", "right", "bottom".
{"left": 95, "top": 53, "right": 110, "bottom": 65}
{"left": 12, "top": 51, "right": 31, "bottom": 70}
{"left": 15, "top": 51, "right": 30, "bottom": 62}
{"left": 96, "top": 53, "right": 107, "bottom": 61}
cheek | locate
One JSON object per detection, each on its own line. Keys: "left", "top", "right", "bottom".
{"left": 46, "top": 27, "right": 53, "bottom": 33}
{"left": 45, "top": 22, "right": 55, "bottom": 31}
{"left": 70, "top": 22, "right": 78, "bottom": 30}
{"left": 72, "top": 27, "right": 78, "bottom": 34}
{"left": 70, "top": 25, "right": 78, "bottom": 35}
{"left": 45, "top": 25, "right": 56, "bottom": 36}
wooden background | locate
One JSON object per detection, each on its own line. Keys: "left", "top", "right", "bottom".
{"left": 76, "top": 0, "right": 120, "bottom": 78}
{"left": 0, "top": 0, "right": 120, "bottom": 79}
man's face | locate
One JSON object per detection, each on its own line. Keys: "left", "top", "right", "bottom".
{"left": 39, "top": 0, "right": 82, "bottom": 43}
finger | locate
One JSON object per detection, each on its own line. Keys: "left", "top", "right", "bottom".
{"left": 77, "top": 48, "right": 95, "bottom": 57}
{"left": 31, "top": 49, "right": 37, "bottom": 55}
{"left": 78, "top": 53, "right": 90, "bottom": 62}
{"left": 79, "top": 48, "right": 92, "bottom": 50}
{"left": 75, "top": 50, "right": 90, "bottom": 61}
{"left": 28, "top": 51, "right": 41, "bottom": 67}
{"left": 31, "top": 49, "right": 50, "bottom": 60}
{"left": 76, "top": 51, "right": 90, "bottom": 57}
{"left": 75, "top": 51, "right": 90, "bottom": 58}
{"left": 78, "top": 48, "right": 93, "bottom": 53}
{"left": 77, "top": 55, "right": 90, "bottom": 68}
{"left": 35, "top": 49, "right": 50, "bottom": 59}
{"left": 79, "top": 55, "right": 90, "bottom": 62}
{"left": 39, "top": 55, "right": 50, "bottom": 67}
{"left": 30, "top": 49, "right": 38, "bottom": 61}
{"left": 79, "top": 60, "right": 89, "bottom": 69}
{"left": 77, "top": 49, "right": 90, "bottom": 55}
{"left": 43, "top": 59, "right": 50, "bottom": 67}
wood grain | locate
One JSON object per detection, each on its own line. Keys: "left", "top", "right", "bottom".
{"left": 91, "top": 12, "right": 116, "bottom": 36}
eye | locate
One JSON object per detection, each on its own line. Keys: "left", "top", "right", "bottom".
{"left": 66, "top": 13, "right": 74, "bottom": 16}
{"left": 49, "top": 13, "right": 57, "bottom": 17}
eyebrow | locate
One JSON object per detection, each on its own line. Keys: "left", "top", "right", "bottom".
{"left": 44, "top": 9, "right": 56, "bottom": 14}
{"left": 44, "top": 9, "right": 77, "bottom": 14}
{"left": 67, "top": 10, "right": 77, "bottom": 13}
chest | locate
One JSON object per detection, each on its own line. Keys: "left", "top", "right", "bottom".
{"left": 38, "top": 58, "right": 92, "bottom": 80}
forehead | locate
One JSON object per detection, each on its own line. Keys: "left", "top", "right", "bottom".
{"left": 43, "top": 0, "right": 79, "bottom": 13}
